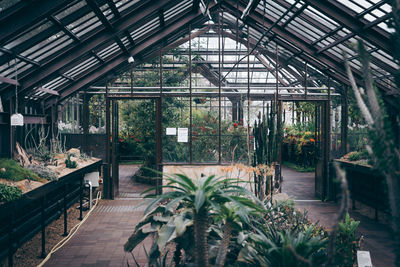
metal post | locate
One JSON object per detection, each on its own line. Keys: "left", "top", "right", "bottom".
{"left": 341, "top": 86, "right": 348, "bottom": 155}
{"left": 83, "top": 90, "right": 89, "bottom": 153}
{"left": 63, "top": 183, "right": 68, "bottom": 236}
{"left": 218, "top": 10, "right": 222, "bottom": 164}
{"left": 247, "top": 27, "right": 251, "bottom": 166}
{"left": 275, "top": 44, "right": 279, "bottom": 101}
{"left": 305, "top": 62, "right": 308, "bottom": 99}
{"left": 130, "top": 65, "right": 133, "bottom": 95}
{"left": 105, "top": 84, "right": 111, "bottom": 199}
{"left": 189, "top": 25, "right": 193, "bottom": 163}
{"left": 41, "top": 197, "right": 46, "bottom": 258}
{"left": 155, "top": 48, "right": 163, "bottom": 194}
{"left": 111, "top": 100, "right": 118, "bottom": 199}
{"left": 79, "top": 176, "right": 83, "bottom": 220}
{"left": 8, "top": 209, "right": 15, "bottom": 267}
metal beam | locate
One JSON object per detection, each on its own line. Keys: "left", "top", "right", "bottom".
{"left": 2, "top": 0, "right": 182, "bottom": 99}
{"left": 222, "top": 1, "right": 361, "bottom": 88}
{"left": 0, "top": 76, "right": 19, "bottom": 86}
{"left": 303, "top": 0, "right": 391, "bottom": 53}
{"left": 48, "top": 15, "right": 80, "bottom": 43}
{"left": 0, "top": 0, "right": 71, "bottom": 45}
{"left": 45, "top": 5, "right": 214, "bottom": 106}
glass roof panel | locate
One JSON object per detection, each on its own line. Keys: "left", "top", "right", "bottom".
{"left": 164, "top": 0, "right": 193, "bottom": 22}
{"left": 55, "top": 1, "right": 86, "bottom": 20}
{"left": 114, "top": 0, "right": 140, "bottom": 13}
{"left": 43, "top": 76, "right": 69, "bottom": 90}
{"left": 98, "top": 42, "right": 120, "bottom": 60}
{"left": 130, "top": 17, "right": 159, "bottom": 41}
{"left": 0, "top": 0, "right": 21, "bottom": 13}
{"left": 100, "top": 3, "right": 114, "bottom": 20}
{"left": 3, "top": 20, "right": 53, "bottom": 50}
{"left": 64, "top": 56, "right": 99, "bottom": 79}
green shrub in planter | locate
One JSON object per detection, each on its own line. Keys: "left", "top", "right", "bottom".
{"left": 0, "top": 183, "right": 22, "bottom": 202}
{"left": 0, "top": 158, "right": 41, "bottom": 182}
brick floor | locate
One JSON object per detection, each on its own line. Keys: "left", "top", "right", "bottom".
{"left": 44, "top": 165, "right": 153, "bottom": 267}
{"left": 281, "top": 166, "right": 396, "bottom": 267}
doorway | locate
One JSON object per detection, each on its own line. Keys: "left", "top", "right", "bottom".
{"left": 105, "top": 97, "right": 162, "bottom": 199}
{"left": 280, "top": 100, "right": 330, "bottom": 200}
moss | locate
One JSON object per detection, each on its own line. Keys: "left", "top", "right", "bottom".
{"left": 0, "top": 158, "right": 41, "bottom": 182}
{"left": 0, "top": 183, "right": 23, "bottom": 202}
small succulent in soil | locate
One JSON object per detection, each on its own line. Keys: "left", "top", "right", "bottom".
{"left": 65, "top": 155, "right": 77, "bottom": 168}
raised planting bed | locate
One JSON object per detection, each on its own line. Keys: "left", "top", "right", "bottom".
{"left": 0, "top": 159, "right": 102, "bottom": 266}
{"left": 333, "top": 159, "right": 389, "bottom": 220}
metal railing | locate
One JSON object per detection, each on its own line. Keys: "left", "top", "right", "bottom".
{"left": 0, "top": 160, "right": 102, "bottom": 267}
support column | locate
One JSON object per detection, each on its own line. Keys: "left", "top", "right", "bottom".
{"left": 105, "top": 84, "right": 111, "bottom": 199}
{"left": 218, "top": 10, "right": 222, "bottom": 164}
{"left": 82, "top": 90, "right": 89, "bottom": 153}
{"left": 341, "top": 86, "right": 348, "bottom": 155}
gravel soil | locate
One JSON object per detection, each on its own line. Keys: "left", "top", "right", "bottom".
{"left": 1, "top": 201, "right": 89, "bottom": 267}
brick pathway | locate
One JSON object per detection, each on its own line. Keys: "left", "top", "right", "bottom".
{"left": 44, "top": 165, "right": 153, "bottom": 267}
{"left": 281, "top": 166, "right": 396, "bottom": 267}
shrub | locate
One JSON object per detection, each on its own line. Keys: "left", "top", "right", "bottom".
{"left": 0, "top": 183, "right": 23, "bottom": 202}
{"left": 27, "top": 164, "right": 58, "bottom": 181}
{"left": 333, "top": 213, "right": 361, "bottom": 266}
{"left": 348, "top": 150, "right": 369, "bottom": 161}
{"left": 0, "top": 158, "right": 41, "bottom": 182}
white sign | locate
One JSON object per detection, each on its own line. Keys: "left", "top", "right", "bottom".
{"left": 166, "top": 128, "right": 176, "bottom": 135}
{"left": 357, "top": 251, "right": 372, "bottom": 267}
{"left": 177, "top": 128, "right": 188, "bottom": 143}
{"left": 84, "top": 172, "right": 100, "bottom": 187}
{"left": 11, "top": 113, "right": 24, "bottom": 126}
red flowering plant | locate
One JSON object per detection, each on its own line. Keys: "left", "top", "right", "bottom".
{"left": 188, "top": 110, "right": 248, "bottom": 162}
{"left": 282, "top": 124, "right": 316, "bottom": 167}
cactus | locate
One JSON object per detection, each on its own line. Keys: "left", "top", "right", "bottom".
{"left": 252, "top": 102, "right": 279, "bottom": 200}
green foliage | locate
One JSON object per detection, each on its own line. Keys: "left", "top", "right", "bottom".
{"left": 0, "top": 183, "right": 23, "bottom": 202}
{"left": 125, "top": 173, "right": 262, "bottom": 266}
{"left": 0, "top": 158, "right": 41, "bottom": 182}
{"left": 125, "top": 177, "right": 361, "bottom": 267}
{"left": 333, "top": 213, "right": 360, "bottom": 267}
{"left": 282, "top": 124, "right": 315, "bottom": 168}
{"left": 240, "top": 225, "right": 328, "bottom": 267}
{"left": 282, "top": 161, "right": 315, "bottom": 172}
{"left": 65, "top": 154, "right": 77, "bottom": 168}
{"left": 347, "top": 150, "right": 369, "bottom": 161}
{"left": 27, "top": 164, "right": 58, "bottom": 181}
{"left": 33, "top": 145, "right": 52, "bottom": 162}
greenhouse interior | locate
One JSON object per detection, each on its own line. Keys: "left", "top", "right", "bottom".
{"left": 0, "top": 0, "right": 399, "bottom": 266}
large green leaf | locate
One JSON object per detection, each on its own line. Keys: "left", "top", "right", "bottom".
{"left": 124, "top": 227, "right": 156, "bottom": 252}
{"left": 174, "top": 214, "right": 193, "bottom": 237}
{"left": 157, "top": 221, "right": 177, "bottom": 251}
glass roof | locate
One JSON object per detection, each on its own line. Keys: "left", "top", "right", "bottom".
{"left": 0, "top": 0, "right": 397, "bottom": 104}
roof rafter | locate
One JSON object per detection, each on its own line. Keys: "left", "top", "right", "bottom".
{"left": 303, "top": 0, "right": 391, "bottom": 53}
{"left": 44, "top": 3, "right": 216, "bottom": 106}
{"left": 1, "top": 0, "right": 182, "bottom": 100}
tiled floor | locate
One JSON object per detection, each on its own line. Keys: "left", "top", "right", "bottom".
{"left": 44, "top": 165, "right": 153, "bottom": 267}
{"left": 281, "top": 166, "right": 396, "bottom": 267}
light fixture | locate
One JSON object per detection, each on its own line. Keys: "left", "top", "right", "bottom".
{"left": 128, "top": 56, "right": 134, "bottom": 63}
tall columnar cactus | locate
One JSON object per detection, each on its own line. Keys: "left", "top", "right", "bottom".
{"left": 252, "top": 102, "right": 278, "bottom": 199}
